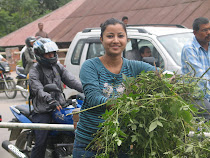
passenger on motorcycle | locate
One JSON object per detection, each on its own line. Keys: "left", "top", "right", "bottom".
{"left": 23, "top": 36, "right": 37, "bottom": 74}
{"left": 29, "top": 38, "right": 83, "bottom": 158}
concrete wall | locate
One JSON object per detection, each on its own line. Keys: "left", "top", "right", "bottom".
{"left": 5, "top": 47, "right": 20, "bottom": 71}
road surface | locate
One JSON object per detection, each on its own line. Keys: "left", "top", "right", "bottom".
{"left": 0, "top": 71, "right": 26, "bottom": 158}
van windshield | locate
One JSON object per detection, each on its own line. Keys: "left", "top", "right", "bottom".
{"left": 158, "top": 32, "right": 193, "bottom": 66}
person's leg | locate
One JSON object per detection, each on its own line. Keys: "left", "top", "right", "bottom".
{"left": 118, "top": 152, "right": 129, "bottom": 158}
{"left": 73, "top": 139, "right": 130, "bottom": 158}
{"left": 73, "top": 139, "right": 97, "bottom": 158}
{"left": 30, "top": 113, "right": 52, "bottom": 158}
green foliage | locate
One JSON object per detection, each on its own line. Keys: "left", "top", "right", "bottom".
{"left": 0, "top": 0, "right": 71, "bottom": 38}
{"left": 16, "top": 60, "right": 23, "bottom": 67}
{"left": 0, "top": 9, "right": 11, "bottom": 37}
{"left": 39, "top": 0, "right": 72, "bottom": 10}
{"left": 88, "top": 71, "right": 210, "bottom": 158}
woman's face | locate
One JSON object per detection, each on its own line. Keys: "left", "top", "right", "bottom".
{"left": 100, "top": 24, "right": 127, "bottom": 56}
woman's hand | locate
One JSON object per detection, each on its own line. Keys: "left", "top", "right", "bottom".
{"left": 106, "top": 104, "right": 114, "bottom": 110}
{"left": 106, "top": 99, "right": 117, "bottom": 110}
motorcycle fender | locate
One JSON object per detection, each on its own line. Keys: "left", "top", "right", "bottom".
{"left": 9, "top": 128, "right": 22, "bottom": 141}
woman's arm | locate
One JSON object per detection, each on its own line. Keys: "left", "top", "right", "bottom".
{"left": 80, "top": 59, "right": 108, "bottom": 109}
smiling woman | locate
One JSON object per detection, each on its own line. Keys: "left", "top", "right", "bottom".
{"left": 72, "top": 18, "right": 157, "bottom": 158}
{"left": 99, "top": 23, "right": 127, "bottom": 74}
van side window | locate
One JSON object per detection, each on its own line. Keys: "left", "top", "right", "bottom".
{"left": 125, "top": 39, "right": 141, "bottom": 60}
{"left": 137, "top": 39, "right": 164, "bottom": 68}
{"left": 71, "top": 39, "right": 85, "bottom": 65}
{"left": 87, "top": 43, "right": 105, "bottom": 59}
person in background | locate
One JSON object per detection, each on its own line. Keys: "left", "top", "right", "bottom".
{"left": 125, "top": 41, "right": 141, "bottom": 61}
{"left": 73, "top": 18, "right": 156, "bottom": 158}
{"left": 29, "top": 38, "right": 83, "bottom": 158}
{"left": 139, "top": 46, "right": 152, "bottom": 58}
{"left": 181, "top": 17, "right": 210, "bottom": 102}
{"left": 122, "top": 16, "right": 128, "bottom": 26}
{"left": 20, "top": 36, "right": 41, "bottom": 61}
{"left": 35, "top": 23, "right": 48, "bottom": 38}
{"left": 23, "top": 36, "right": 37, "bottom": 74}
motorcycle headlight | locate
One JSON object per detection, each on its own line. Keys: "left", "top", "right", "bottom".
{"left": 5, "top": 66, "right": 10, "bottom": 72}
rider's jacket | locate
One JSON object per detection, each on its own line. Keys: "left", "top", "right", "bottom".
{"left": 23, "top": 47, "right": 36, "bottom": 74}
{"left": 29, "top": 63, "right": 83, "bottom": 113}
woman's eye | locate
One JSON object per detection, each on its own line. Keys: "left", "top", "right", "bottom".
{"left": 107, "top": 35, "right": 113, "bottom": 38}
{"left": 118, "top": 34, "right": 124, "bottom": 38}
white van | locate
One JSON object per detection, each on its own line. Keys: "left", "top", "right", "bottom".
{"left": 64, "top": 25, "right": 193, "bottom": 98}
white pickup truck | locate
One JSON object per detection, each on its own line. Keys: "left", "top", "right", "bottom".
{"left": 63, "top": 25, "right": 193, "bottom": 99}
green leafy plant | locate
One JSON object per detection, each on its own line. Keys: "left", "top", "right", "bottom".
{"left": 87, "top": 71, "right": 210, "bottom": 158}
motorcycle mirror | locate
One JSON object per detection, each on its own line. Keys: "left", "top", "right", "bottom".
{"left": 43, "top": 84, "right": 61, "bottom": 93}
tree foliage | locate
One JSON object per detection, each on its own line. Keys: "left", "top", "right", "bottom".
{"left": 87, "top": 71, "right": 210, "bottom": 158}
{"left": 0, "top": 0, "right": 71, "bottom": 38}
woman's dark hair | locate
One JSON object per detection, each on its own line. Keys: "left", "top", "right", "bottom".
{"left": 193, "top": 17, "right": 209, "bottom": 31}
{"left": 100, "top": 18, "right": 127, "bottom": 39}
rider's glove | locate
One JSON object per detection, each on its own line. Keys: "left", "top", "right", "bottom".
{"left": 48, "top": 100, "right": 60, "bottom": 110}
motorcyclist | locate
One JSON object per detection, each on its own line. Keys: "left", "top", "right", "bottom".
{"left": 29, "top": 38, "right": 83, "bottom": 158}
{"left": 23, "top": 36, "right": 37, "bottom": 74}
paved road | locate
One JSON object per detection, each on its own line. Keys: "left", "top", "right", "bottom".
{"left": 0, "top": 71, "right": 26, "bottom": 158}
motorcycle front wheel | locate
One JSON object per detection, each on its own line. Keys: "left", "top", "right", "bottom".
{"left": 15, "top": 130, "right": 33, "bottom": 157}
{"left": 16, "top": 130, "right": 57, "bottom": 158}
{"left": 4, "top": 79, "right": 17, "bottom": 99}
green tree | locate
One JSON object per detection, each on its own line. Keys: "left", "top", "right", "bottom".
{"left": 0, "top": 10, "right": 11, "bottom": 37}
{"left": 39, "top": 0, "right": 72, "bottom": 10}
{"left": 0, "top": 0, "right": 42, "bottom": 37}
{"left": 0, "top": 0, "right": 71, "bottom": 38}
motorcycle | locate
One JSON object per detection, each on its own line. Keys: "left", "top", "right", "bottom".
{"left": 7, "top": 84, "right": 84, "bottom": 158}
{"left": 15, "top": 66, "right": 28, "bottom": 99}
{"left": 0, "top": 61, "right": 17, "bottom": 99}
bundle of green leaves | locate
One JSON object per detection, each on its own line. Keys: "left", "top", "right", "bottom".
{"left": 88, "top": 71, "right": 210, "bottom": 158}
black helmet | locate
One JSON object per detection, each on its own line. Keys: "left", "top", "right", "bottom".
{"left": 33, "top": 38, "right": 59, "bottom": 67}
{"left": 25, "top": 36, "right": 36, "bottom": 47}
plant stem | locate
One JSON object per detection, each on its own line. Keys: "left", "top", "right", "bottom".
{"left": 66, "top": 102, "right": 107, "bottom": 116}
{"left": 181, "top": 119, "right": 187, "bottom": 143}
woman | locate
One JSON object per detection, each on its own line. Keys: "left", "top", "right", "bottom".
{"left": 73, "top": 18, "right": 156, "bottom": 158}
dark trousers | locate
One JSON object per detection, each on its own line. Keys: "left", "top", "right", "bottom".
{"left": 30, "top": 112, "right": 52, "bottom": 158}
{"left": 73, "top": 139, "right": 129, "bottom": 158}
